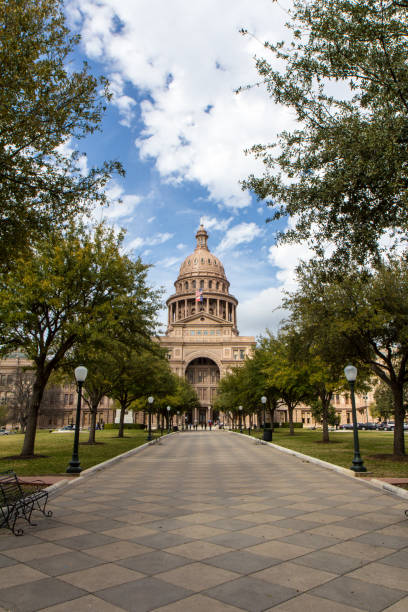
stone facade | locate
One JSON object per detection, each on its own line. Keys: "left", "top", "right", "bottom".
{"left": 158, "top": 225, "right": 255, "bottom": 425}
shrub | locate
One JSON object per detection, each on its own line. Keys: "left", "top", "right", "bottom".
{"left": 104, "top": 423, "right": 145, "bottom": 430}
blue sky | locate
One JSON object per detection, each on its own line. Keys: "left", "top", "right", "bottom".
{"left": 65, "top": 0, "right": 311, "bottom": 337}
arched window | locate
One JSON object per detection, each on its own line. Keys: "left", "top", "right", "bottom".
{"left": 216, "top": 282, "right": 219, "bottom": 290}
{"left": 209, "top": 280, "right": 212, "bottom": 289}
{"left": 192, "top": 280, "right": 196, "bottom": 288}
{"left": 185, "top": 281, "right": 188, "bottom": 290}
{"left": 200, "top": 280, "right": 204, "bottom": 289}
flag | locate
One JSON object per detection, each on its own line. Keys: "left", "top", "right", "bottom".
{"left": 195, "top": 289, "right": 203, "bottom": 303}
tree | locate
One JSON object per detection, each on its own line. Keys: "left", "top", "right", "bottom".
{"left": 241, "top": 0, "right": 408, "bottom": 261}
{"left": 0, "top": 0, "right": 123, "bottom": 266}
{"left": 287, "top": 256, "right": 408, "bottom": 455}
{"left": 6, "top": 366, "right": 34, "bottom": 432}
{"left": 263, "top": 330, "right": 315, "bottom": 435}
{"left": 0, "top": 223, "right": 155, "bottom": 457}
{"left": 110, "top": 347, "right": 176, "bottom": 438}
{"left": 371, "top": 381, "right": 407, "bottom": 421}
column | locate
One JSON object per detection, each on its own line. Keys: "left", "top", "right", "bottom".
{"left": 184, "top": 299, "right": 187, "bottom": 318}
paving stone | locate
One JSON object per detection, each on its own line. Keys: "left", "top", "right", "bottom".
{"left": 380, "top": 549, "right": 408, "bottom": 568}
{"left": 253, "top": 560, "right": 336, "bottom": 592}
{"left": 156, "top": 561, "right": 239, "bottom": 592}
{"left": 268, "top": 593, "right": 364, "bottom": 612}
{"left": 59, "top": 562, "right": 144, "bottom": 591}
{"left": 56, "top": 532, "right": 119, "bottom": 550}
{"left": 205, "top": 575, "right": 297, "bottom": 612}
{"left": 311, "top": 576, "right": 405, "bottom": 611}
{"left": 117, "top": 550, "right": 190, "bottom": 574}
{"left": 0, "top": 553, "right": 18, "bottom": 568}
{"left": 293, "top": 550, "right": 364, "bottom": 574}
{"left": 164, "top": 540, "right": 233, "bottom": 561}
{"left": 0, "top": 563, "right": 47, "bottom": 587}
{"left": 153, "top": 593, "right": 243, "bottom": 611}
{"left": 0, "top": 577, "right": 87, "bottom": 612}
{"left": 25, "top": 550, "right": 103, "bottom": 576}
{"left": 97, "top": 577, "right": 193, "bottom": 612}
{"left": 3, "top": 541, "right": 71, "bottom": 562}
{"left": 204, "top": 550, "right": 282, "bottom": 574}
{"left": 347, "top": 561, "right": 408, "bottom": 591}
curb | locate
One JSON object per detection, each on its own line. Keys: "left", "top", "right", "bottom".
{"left": 45, "top": 433, "right": 173, "bottom": 498}
{"left": 231, "top": 431, "right": 408, "bottom": 501}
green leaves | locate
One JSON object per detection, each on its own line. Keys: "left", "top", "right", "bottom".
{"left": 0, "top": 0, "right": 123, "bottom": 267}
{"left": 243, "top": 0, "right": 408, "bottom": 261}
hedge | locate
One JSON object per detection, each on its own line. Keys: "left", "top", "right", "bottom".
{"left": 104, "top": 423, "right": 145, "bottom": 430}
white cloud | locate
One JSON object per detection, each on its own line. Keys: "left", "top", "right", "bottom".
{"left": 199, "top": 215, "right": 233, "bottom": 232}
{"left": 109, "top": 72, "right": 137, "bottom": 127}
{"left": 176, "top": 243, "right": 187, "bottom": 250}
{"left": 102, "top": 181, "right": 141, "bottom": 219}
{"left": 147, "top": 216, "right": 156, "bottom": 223}
{"left": 216, "top": 222, "right": 263, "bottom": 253}
{"left": 157, "top": 256, "right": 181, "bottom": 269}
{"left": 238, "top": 288, "right": 287, "bottom": 338}
{"left": 128, "top": 232, "right": 174, "bottom": 250}
{"left": 67, "top": 0, "right": 294, "bottom": 209}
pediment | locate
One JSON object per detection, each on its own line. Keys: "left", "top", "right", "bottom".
{"left": 175, "top": 312, "right": 231, "bottom": 326}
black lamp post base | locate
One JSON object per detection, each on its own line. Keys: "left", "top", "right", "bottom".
{"left": 351, "top": 457, "right": 367, "bottom": 472}
{"left": 263, "top": 428, "right": 272, "bottom": 442}
{"left": 66, "top": 461, "right": 82, "bottom": 474}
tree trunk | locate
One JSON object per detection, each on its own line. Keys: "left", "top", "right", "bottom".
{"left": 20, "top": 376, "right": 46, "bottom": 457}
{"left": 321, "top": 399, "right": 330, "bottom": 443}
{"left": 118, "top": 402, "right": 126, "bottom": 438}
{"left": 288, "top": 405, "right": 294, "bottom": 435}
{"left": 392, "top": 384, "right": 405, "bottom": 456}
{"left": 88, "top": 403, "right": 98, "bottom": 444}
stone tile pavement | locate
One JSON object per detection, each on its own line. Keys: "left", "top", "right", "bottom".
{"left": 0, "top": 431, "right": 407, "bottom": 611}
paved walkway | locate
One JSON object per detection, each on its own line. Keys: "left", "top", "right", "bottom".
{"left": 0, "top": 432, "right": 408, "bottom": 612}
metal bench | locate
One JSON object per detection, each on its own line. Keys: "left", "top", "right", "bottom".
{"left": 0, "top": 471, "right": 52, "bottom": 536}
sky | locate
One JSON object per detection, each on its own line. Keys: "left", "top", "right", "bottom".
{"left": 65, "top": 0, "right": 313, "bottom": 338}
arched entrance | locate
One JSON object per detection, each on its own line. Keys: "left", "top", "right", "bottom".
{"left": 185, "top": 357, "right": 220, "bottom": 424}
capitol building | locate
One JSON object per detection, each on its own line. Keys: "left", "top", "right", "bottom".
{"left": 158, "top": 225, "right": 255, "bottom": 425}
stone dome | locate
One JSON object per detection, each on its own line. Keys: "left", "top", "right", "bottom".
{"left": 178, "top": 225, "right": 226, "bottom": 281}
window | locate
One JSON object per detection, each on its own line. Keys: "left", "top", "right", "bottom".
{"left": 69, "top": 394, "right": 74, "bottom": 405}
{"left": 203, "top": 330, "right": 208, "bottom": 335}
{"left": 208, "top": 259, "right": 211, "bottom": 264}
{"left": 64, "top": 394, "right": 69, "bottom": 404}
{"left": 185, "top": 281, "right": 188, "bottom": 290}
{"left": 188, "top": 260, "right": 191, "bottom": 265}
{"left": 216, "top": 282, "right": 219, "bottom": 290}
{"left": 233, "top": 350, "right": 238, "bottom": 360}
{"left": 200, "top": 280, "right": 204, "bottom": 289}
{"left": 216, "top": 330, "right": 221, "bottom": 335}
{"left": 7, "top": 375, "right": 13, "bottom": 385}
{"left": 197, "top": 330, "right": 201, "bottom": 335}
{"left": 209, "top": 281, "right": 212, "bottom": 289}
{"left": 192, "top": 280, "right": 196, "bottom": 288}
{"left": 187, "top": 371, "right": 194, "bottom": 383}
{"left": 201, "top": 258, "right": 204, "bottom": 264}
{"left": 240, "top": 349, "right": 245, "bottom": 360}
{"left": 210, "top": 330, "right": 215, "bottom": 335}
{"left": 0, "top": 374, "right": 6, "bottom": 385}
{"left": 190, "top": 330, "right": 195, "bottom": 335}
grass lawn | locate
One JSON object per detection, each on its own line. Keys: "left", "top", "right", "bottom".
{"left": 0, "top": 429, "right": 163, "bottom": 477}
{"left": 245, "top": 429, "right": 408, "bottom": 479}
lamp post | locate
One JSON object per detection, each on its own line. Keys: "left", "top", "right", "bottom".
{"left": 344, "top": 365, "right": 367, "bottom": 472}
{"left": 167, "top": 405, "right": 171, "bottom": 433}
{"left": 261, "top": 395, "right": 272, "bottom": 442}
{"left": 147, "top": 396, "right": 154, "bottom": 441}
{"left": 66, "top": 366, "right": 88, "bottom": 474}
{"left": 239, "top": 405, "right": 243, "bottom": 433}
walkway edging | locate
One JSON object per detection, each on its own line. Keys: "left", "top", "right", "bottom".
{"left": 230, "top": 431, "right": 408, "bottom": 501}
